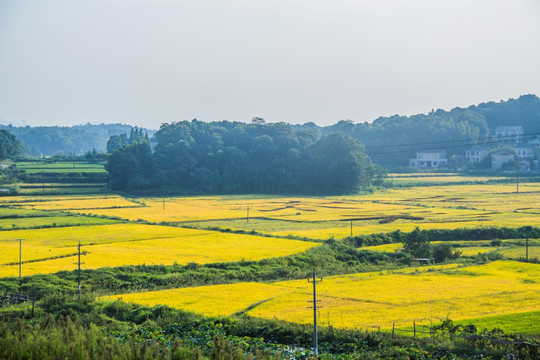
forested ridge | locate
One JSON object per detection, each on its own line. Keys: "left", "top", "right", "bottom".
{"left": 310, "top": 94, "right": 540, "bottom": 166}
{"left": 0, "top": 123, "right": 152, "bottom": 157}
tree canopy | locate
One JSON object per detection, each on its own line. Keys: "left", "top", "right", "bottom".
{"left": 106, "top": 120, "right": 384, "bottom": 194}
{"left": 0, "top": 129, "right": 21, "bottom": 160}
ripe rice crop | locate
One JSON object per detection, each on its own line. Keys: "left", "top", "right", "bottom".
{"left": 16, "top": 196, "right": 141, "bottom": 211}
{"left": 17, "top": 184, "right": 106, "bottom": 195}
{"left": 105, "top": 282, "right": 296, "bottom": 317}
{"left": 7, "top": 182, "right": 539, "bottom": 241}
{"left": 0, "top": 223, "right": 319, "bottom": 277}
{"left": 108, "top": 261, "right": 539, "bottom": 333}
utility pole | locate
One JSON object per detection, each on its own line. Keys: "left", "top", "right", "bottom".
{"left": 308, "top": 269, "right": 322, "bottom": 358}
{"left": 163, "top": 199, "right": 165, "bottom": 210}
{"left": 74, "top": 240, "right": 85, "bottom": 301}
{"left": 526, "top": 237, "right": 529, "bottom": 262}
{"left": 19, "top": 239, "right": 22, "bottom": 279}
{"left": 247, "top": 205, "right": 250, "bottom": 223}
{"left": 516, "top": 168, "right": 519, "bottom": 193}
{"left": 350, "top": 220, "right": 353, "bottom": 237}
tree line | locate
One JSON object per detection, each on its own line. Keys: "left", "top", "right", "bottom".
{"left": 105, "top": 120, "right": 385, "bottom": 195}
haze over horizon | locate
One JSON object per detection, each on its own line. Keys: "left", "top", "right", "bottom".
{"left": 1, "top": 0, "right": 539, "bottom": 129}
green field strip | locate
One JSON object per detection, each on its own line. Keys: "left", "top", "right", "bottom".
{"left": 0, "top": 215, "right": 119, "bottom": 230}
{"left": 0, "top": 207, "right": 57, "bottom": 218}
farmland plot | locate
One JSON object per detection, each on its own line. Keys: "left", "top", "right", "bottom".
{"left": 109, "top": 261, "right": 540, "bottom": 333}
{"left": 6, "top": 182, "right": 539, "bottom": 241}
{"left": 15, "top": 161, "right": 106, "bottom": 173}
{"left": 0, "top": 223, "right": 320, "bottom": 277}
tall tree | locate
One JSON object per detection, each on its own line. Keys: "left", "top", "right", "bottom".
{"left": 0, "top": 129, "right": 20, "bottom": 160}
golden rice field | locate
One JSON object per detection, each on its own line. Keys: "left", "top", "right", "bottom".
{"left": 387, "top": 173, "right": 509, "bottom": 185}
{"left": 108, "top": 261, "right": 540, "bottom": 333}
{"left": 0, "top": 180, "right": 538, "bottom": 277}
{"left": 2, "top": 182, "right": 538, "bottom": 241}
{"left": 0, "top": 223, "right": 319, "bottom": 277}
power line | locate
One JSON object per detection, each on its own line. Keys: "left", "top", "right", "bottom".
{"left": 271, "top": 132, "right": 540, "bottom": 164}
{"left": 364, "top": 132, "right": 540, "bottom": 150}
{"left": 365, "top": 133, "right": 540, "bottom": 156}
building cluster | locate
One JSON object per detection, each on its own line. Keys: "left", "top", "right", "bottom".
{"left": 409, "top": 126, "right": 540, "bottom": 171}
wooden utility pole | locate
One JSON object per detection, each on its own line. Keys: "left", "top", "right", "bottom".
{"left": 163, "top": 199, "right": 165, "bottom": 210}
{"left": 516, "top": 169, "right": 519, "bottom": 193}
{"left": 77, "top": 240, "right": 81, "bottom": 300}
{"left": 308, "top": 269, "right": 322, "bottom": 358}
{"left": 19, "top": 239, "right": 22, "bottom": 279}
{"left": 526, "top": 237, "right": 529, "bottom": 262}
{"left": 247, "top": 205, "right": 250, "bottom": 223}
{"left": 74, "top": 240, "right": 85, "bottom": 301}
{"left": 350, "top": 220, "right": 353, "bottom": 237}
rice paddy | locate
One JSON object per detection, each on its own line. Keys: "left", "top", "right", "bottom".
{"left": 109, "top": 261, "right": 540, "bottom": 333}
{"left": 0, "top": 223, "right": 320, "bottom": 277}
{"left": 15, "top": 161, "right": 106, "bottom": 173}
{"left": 2, "top": 175, "right": 539, "bottom": 335}
{"left": 1, "top": 183, "right": 536, "bottom": 241}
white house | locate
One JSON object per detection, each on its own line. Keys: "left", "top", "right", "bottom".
{"left": 409, "top": 151, "right": 448, "bottom": 168}
{"left": 494, "top": 126, "right": 523, "bottom": 144}
{"left": 465, "top": 146, "right": 490, "bottom": 163}
{"left": 516, "top": 143, "right": 535, "bottom": 159}
{"left": 491, "top": 151, "right": 515, "bottom": 171}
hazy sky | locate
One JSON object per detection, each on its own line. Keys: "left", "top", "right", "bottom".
{"left": 1, "top": 0, "right": 539, "bottom": 129}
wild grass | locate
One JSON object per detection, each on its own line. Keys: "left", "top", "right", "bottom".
{"left": 362, "top": 240, "right": 539, "bottom": 260}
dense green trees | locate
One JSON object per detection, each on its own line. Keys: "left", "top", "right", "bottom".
{"left": 302, "top": 133, "right": 383, "bottom": 193}
{"left": 106, "top": 120, "right": 383, "bottom": 194}
{"left": 316, "top": 109, "right": 490, "bottom": 167}
{"left": 105, "top": 141, "right": 155, "bottom": 191}
{"left": 0, "top": 129, "right": 20, "bottom": 160}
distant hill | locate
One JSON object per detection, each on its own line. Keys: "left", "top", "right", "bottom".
{"left": 0, "top": 123, "right": 154, "bottom": 157}
{"left": 294, "top": 94, "right": 540, "bottom": 167}
{"left": 469, "top": 94, "right": 540, "bottom": 133}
